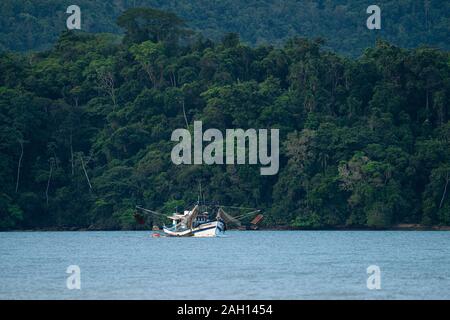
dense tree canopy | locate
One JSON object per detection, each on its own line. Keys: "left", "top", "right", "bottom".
{"left": 117, "top": 7, "right": 190, "bottom": 45}
{"left": 0, "top": 0, "right": 449, "bottom": 56}
{"left": 0, "top": 7, "right": 449, "bottom": 230}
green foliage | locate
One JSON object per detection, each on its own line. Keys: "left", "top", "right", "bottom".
{"left": 0, "top": 193, "right": 23, "bottom": 230}
{"left": 117, "top": 7, "right": 189, "bottom": 45}
{"left": 0, "top": 8, "right": 449, "bottom": 230}
{"left": 1, "top": 1, "right": 449, "bottom": 57}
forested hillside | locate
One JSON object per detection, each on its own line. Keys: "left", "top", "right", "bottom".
{"left": 0, "top": 8, "right": 449, "bottom": 230}
{"left": 0, "top": 0, "right": 449, "bottom": 56}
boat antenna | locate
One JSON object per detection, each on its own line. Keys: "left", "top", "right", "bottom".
{"left": 197, "top": 187, "right": 201, "bottom": 205}
{"left": 198, "top": 181, "right": 204, "bottom": 211}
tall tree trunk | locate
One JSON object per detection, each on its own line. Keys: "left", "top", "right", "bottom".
{"left": 15, "top": 140, "right": 24, "bottom": 193}
{"left": 80, "top": 154, "right": 92, "bottom": 190}
{"left": 46, "top": 160, "right": 53, "bottom": 206}
{"left": 71, "top": 98, "right": 77, "bottom": 176}
{"left": 70, "top": 132, "right": 74, "bottom": 176}
{"left": 182, "top": 100, "right": 189, "bottom": 130}
{"left": 111, "top": 87, "right": 117, "bottom": 110}
{"left": 439, "top": 172, "right": 449, "bottom": 209}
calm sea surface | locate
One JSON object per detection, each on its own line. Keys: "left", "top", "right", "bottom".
{"left": 0, "top": 231, "right": 449, "bottom": 299}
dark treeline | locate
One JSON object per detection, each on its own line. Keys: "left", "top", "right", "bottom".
{"left": 0, "top": 0, "right": 449, "bottom": 56}
{"left": 0, "top": 8, "right": 449, "bottom": 230}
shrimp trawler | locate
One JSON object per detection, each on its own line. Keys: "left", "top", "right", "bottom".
{"left": 134, "top": 202, "right": 262, "bottom": 238}
{"left": 163, "top": 204, "right": 224, "bottom": 237}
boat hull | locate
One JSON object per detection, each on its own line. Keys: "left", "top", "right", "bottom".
{"left": 163, "top": 221, "right": 224, "bottom": 237}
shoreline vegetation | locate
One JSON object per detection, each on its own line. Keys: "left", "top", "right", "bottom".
{"left": 7, "top": 224, "right": 450, "bottom": 232}
{"left": 1, "top": 7, "right": 449, "bottom": 232}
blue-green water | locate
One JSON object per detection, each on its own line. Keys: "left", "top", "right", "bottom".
{"left": 0, "top": 231, "right": 449, "bottom": 299}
